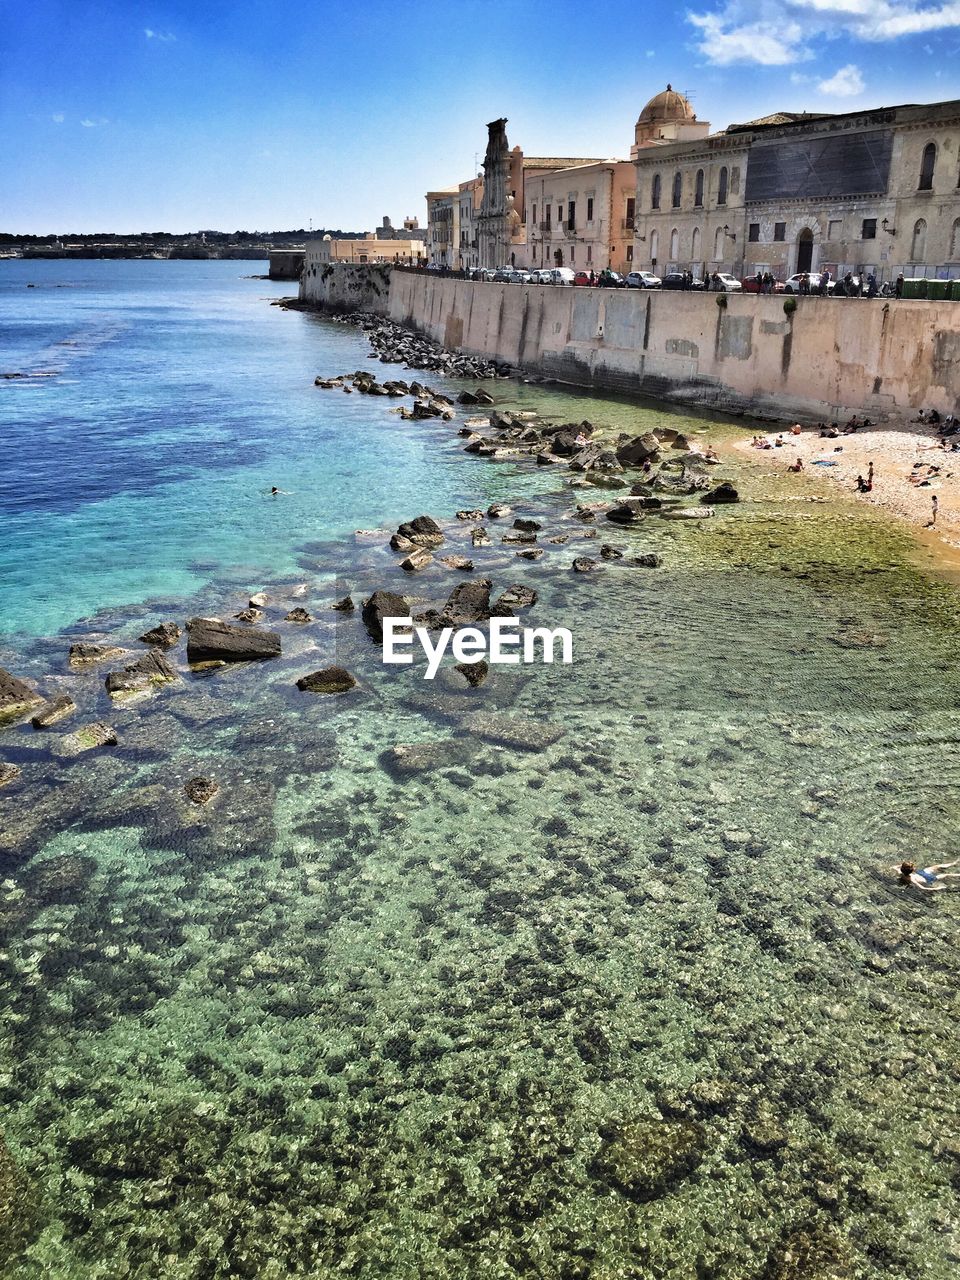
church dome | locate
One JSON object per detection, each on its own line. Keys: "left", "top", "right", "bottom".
{"left": 638, "top": 84, "right": 695, "bottom": 126}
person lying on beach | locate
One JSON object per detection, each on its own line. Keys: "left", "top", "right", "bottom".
{"left": 895, "top": 860, "right": 960, "bottom": 891}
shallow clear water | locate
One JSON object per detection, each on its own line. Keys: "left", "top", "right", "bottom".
{"left": 0, "top": 262, "right": 958, "bottom": 1279}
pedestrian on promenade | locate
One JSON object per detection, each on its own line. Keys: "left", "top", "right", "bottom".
{"left": 895, "top": 273, "right": 904, "bottom": 299}
{"left": 819, "top": 268, "right": 830, "bottom": 296}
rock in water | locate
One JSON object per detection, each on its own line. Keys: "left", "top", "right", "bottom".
{"left": 616, "top": 433, "right": 661, "bottom": 466}
{"left": 490, "top": 585, "right": 538, "bottom": 615}
{"left": 455, "top": 660, "right": 489, "bottom": 687}
{"left": 52, "top": 722, "right": 118, "bottom": 758}
{"left": 0, "top": 668, "right": 43, "bottom": 721}
{"left": 248, "top": 592, "right": 269, "bottom": 608}
{"left": 104, "top": 649, "right": 179, "bottom": 695}
{"left": 395, "top": 515, "right": 444, "bottom": 548}
{"left": 592, "top": 1118, "right": 707, "bottom": 1202}
{"left": 471, "top": 527, "right": 491, "bottom": 548}
{"left": 456, "top": 509, "right": 485, "bottom": 521}
{"left": 600, "top": 544, "right": 624, "bottom": 560}
{"left": 30, "top": 695, "right": 77, "bottom": 729}
{"left": 234, "top": 608, "right": 263, "bottom": 624}
{"left": 633, "top": 553, "right": 663, "bottom": 568}
{"left": 361, "top": 591, "right": 410, "bottom": 642}
{"left": 702, "top": 481, "right": 739, "bottom": 504}
{"left": 381, "top": 739, "right": 478, "bottom": 777}
{"left": 138, "top": 621, "right": 181, "bottom": 647}
{"left": 331, "top": 596, "right": 355, "bottom": 612}
{"left": 184, "top": 776, "right": 219, "bottom": 806}
{"left": 572, "top": 557, "right": 600, "bottom": 573}
{"left": 284, "top": 607, "right": 313, "bottom": 623}
{"left": 438, "top": 555, "right": 474, "bottom": 572}
{"left": 440, "top": 579, "right": 491, "bottom": 625}
{"left": 400, "top": 548, "right": 434, "bottom": 572}
{"left": 461, "top": 712, "right": 564, "bottom": 750}
{"left": 185, "top": 618, "right": 281, "bottom": 663}
{"left": 606, "top": 499, "right": 646, "bottom": 525}
{"left": 486, "top": 503, "right": 511, "bottom": 518}
{"left": 0, "top": 763, "right": 21, "bottom": 789}
{"left": 296, "top": 667, "right": 357, "bottom": 694}
{"left": 67, "top": 642, "right": 127, "bottom": 667}
{"left": 513, "top": 517, "right": 542, "bottom": 532}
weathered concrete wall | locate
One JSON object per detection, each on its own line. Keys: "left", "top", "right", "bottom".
{"left": 299, "top": 261, "right": 391, "bottom": 314}
{"left": 387, "top": 272, "right": 960, "bottom": 421}
{"left": 268, "top": 249, "right": 304, "bottom": 281}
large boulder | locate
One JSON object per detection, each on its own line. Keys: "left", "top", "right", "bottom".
{"left": 0, "top": 668, "right": 43, "bottom": 721}
{"left": 606, "top": 499, "right": 647, "bottom": 526}
{"left": 440, "top": 579, "right": 491, "bottom": 626}
{"left": 702, "top": 481, "right": 739, "bottom": 505}
{"left": 138, "top": 621, "right": 181, "bottom": 647}
{"left": 30, "top": 695, "right": 77, "bottom": 729}
{"left": 490, "top": 584, "right": 537, "bottom": 615}
{"left": 395, "top": 515, "right": 444, "bottom": 549}
{"left": 361, "top": 591, "right": 410, "bottom": 642}
{"left": 185, "top": 618, "right": 281, "bottom": 663}
{"left": 52, "top": 722, "right": 118, "bottom": 758}
{"left": 616, "top": 434, "right": 661, "bottom": 466}
{"left": 104, "top": 649, "right": 178, "bottom": 695}
{"left": 296, "top": 667, "right": 357, "bottom": 694}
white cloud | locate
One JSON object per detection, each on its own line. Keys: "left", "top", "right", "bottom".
{"left": 80, "top": 117, "right": 109, "bottom": 128}
{"left": 817, "top": 62, "right": 866, "bottom": 92}
{"left": 51, "top": 112, "right": 65, "bottom": 123}
{"left": 144, "top": 27, "right": 176, "bottom": 41}
{"left": 688, "top": 1, "right": 960, "bottom": 64}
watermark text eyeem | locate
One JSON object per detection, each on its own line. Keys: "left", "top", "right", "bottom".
{"left": 382, "top": 616, "right": 573, "bottom": 680}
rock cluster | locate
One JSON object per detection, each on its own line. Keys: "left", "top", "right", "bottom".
{"left": 329, "top": 312, "right": 509, "bottom": 378}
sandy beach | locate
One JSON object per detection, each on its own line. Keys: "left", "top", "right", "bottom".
{"left": 733, "top": 419, "right": 960, "bottom": 548}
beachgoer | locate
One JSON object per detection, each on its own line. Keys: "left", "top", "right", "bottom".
{"left": 867, "top": 461, "right": 874, "bottom": 486}
{"left": 930, "top": 494, "right": 939, "bottom": 526}
{"left": 270, "top": 487, "right": 280, "bottom": 495}
{"left": 788, "top": 457, "right": 804, "bottom": 473}
{"left": 896, "top": 859, "right": 960, "bottom": 891}
{"left": 855, "top": 474, "right": 866, "bottom": 492}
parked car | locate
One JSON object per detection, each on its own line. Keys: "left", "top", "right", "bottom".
{"left": 550, "top": 267, "right": 576, "bottom": 286}
{"left": 492, "top": 267, "right": 513, "bottom": 283}
{"left": 714, "top": 272, "right": 742, "bottom": 292}
{"left": 530, "top": 268, "right": 553, "bottom": 284}
{"left": 574, "top": 271, "right": 593, "bottom": 286}
{"left": 661, "top": 273, "right": 706, "bottom": 290}
{"left": 741, "top": 275, "right": 786, "bottom": 294}
{"left": 783, "top": 273, "right": 834, "bottom": 294}
{"left": 624, "top": 271, "right": 661, "bottom": 289}
{"left": 598, "top": 270, "right": 626, "bottom": 288}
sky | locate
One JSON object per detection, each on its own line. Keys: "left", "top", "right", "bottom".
{"left": 3, "top": 0, "right": 960, "bottom": 234}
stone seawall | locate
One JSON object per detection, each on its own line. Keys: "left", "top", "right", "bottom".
{"left": 300, "top": 261, "right": 392, "bottom": 314}
{"left": 300, "top": 264, "right": 960, "bottom": 421}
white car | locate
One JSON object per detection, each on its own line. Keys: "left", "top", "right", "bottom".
{"left": 715, "top": 273, "right": 742, "bottom": 292}
{"left": 529, "top": 269, "right": 554, "bottom": 284}
{"left": 550, "top": 267, "right": 576, "bottom": 286}
{"left": 783, "top": 273, "right": 833, "bottom": 294}
{"left": 624, "top": 271, "right": 661, "bottom": 289}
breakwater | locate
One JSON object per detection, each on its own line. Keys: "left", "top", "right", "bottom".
{"left": 300, "top": 264, "right": 960, "bottom": 422}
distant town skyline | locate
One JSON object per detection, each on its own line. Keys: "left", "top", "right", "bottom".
{"left": 5, "top": 0, "right": 960, "bottom": 233}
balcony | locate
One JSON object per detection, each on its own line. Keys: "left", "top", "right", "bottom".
{"left": 538, "top": 221, "right": 552, "bottom": 232}
{"left": 564, "top": 222, "right": 577, "bottom": 237}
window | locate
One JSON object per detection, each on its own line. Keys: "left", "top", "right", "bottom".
{"left": 912, "top": 217, "right": 927, "bottom": 261}
{"left": 626, "top": 244, "right": 634, "bottom": 261}
{"left": 774, "top": 222, "right": 786, "bottom": 242}
{"left": 714, "top": 227, "right": 724, "bottom": 259}
{"left": 568, "top": 201, "right": 576, "bottom": 230}
{"left": 532, "top": 203, "right": 537, "bottom": 226}
{"left": 650, "top": 229, "right": 659, "bottom": 260}
{"left": 748, "top": 223, "right": 760, "bottom": 243}
{"left": 861, "top": 218, "right": 877, "bottom": 240}
{"left": 570, "top": 246, "right": 575, "bottom": 264}
{"left": 827, "top": 219, "right": 843, "bottom": 240}
{"left": 730, "top": 167, "right": 741, "bottom": 195}
{"left": 919, "top": 142, "right": 936, "bottom": 191}
{"left": 692, "top": 227, "right": 701, "bottom": 259}
{"left": 587, "top": 245, "right": 592, "bottom": 263}
{"left": 670, "top": 228, "right": 679, "bottom": 259}
{"left": 651, "top": 174, "right": 661, "bottom": 210}
{"left": 586, "top": 197, "right": 594, "bottom": 222}
{"left": 625, "top": 197, "right": 635, "bottom": 229}
{"left": 952, "top": 217, "right": 960, "bottom": 259}
{"left": 694, "top": 169, "right": 704, "bottom": 208}
{"left": 672, "top": 171, "right": 682, "bottom": 208}
{"left": 717, "top": 167, "right": 728, "bottom": 206}
{"left": 557, "top": 205, "right": 563, "bottom": 225}
{"left": 545, "top": 207, "right": 551, "bottom": 229}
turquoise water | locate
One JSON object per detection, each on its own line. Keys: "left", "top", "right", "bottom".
{"left": 1, "top": 262, "right": 959, "bottom": 1279}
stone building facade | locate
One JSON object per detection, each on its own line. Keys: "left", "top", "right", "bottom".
{"left": 426, "top": 187, "right": 460, "bottom": 268}
{"left": 520, "top": 160, "right": 637, "bottom": 274}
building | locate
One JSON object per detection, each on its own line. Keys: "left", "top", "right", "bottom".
{"left": 375, "top": 215, "right": 426, "bottom": 243}
{"left": 426, "top": 187, "right": 460, "bottom": 267}
{"left": 458, "top": 178, "right": 484, "bottom": 272}
{"left": 303, "top": 236, "right": 425, "bottom": 270}
{"left": 632, "top": 89, "right": 960, "bottom": 283}
{"left": 522, "top": 160, "right": 637, "bottom": 273}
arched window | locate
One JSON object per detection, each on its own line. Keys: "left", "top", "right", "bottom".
{"left": 650, "top": 229, "right": 659, "bottom": 261}
{"left": 651, "top": 174, "right": 661, "bottom": 210}
{"left": 692, "top": 228, "right": 701, "bottom": 260}
{"left": 672, "top": 171, "right": 682, "bottom": 208}
{"left": 912, "top": 218, "right": 927, "bottom": 262}
{"left": 670, "top": 228, "right": 679, "bottom": 259}
{"left": 714, "top": 227, "right": 724, "bottom": 260}
{"left": 919, "top": 142, "right": 936, "bottom": 191}
{"left": 950, "top": 217, "right": 960, "bottom": 259}
{"left": 717, "top": 166, "right": 728, "bottom": 206}
{"left": 694, "top": 170, "right": 704, "bottom": 208}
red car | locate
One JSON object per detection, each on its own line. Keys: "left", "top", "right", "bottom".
{"left": 574, "top": 271, "right": 594, "bottom": 286}
{"left": 741, "top": 275, "right": 785, "bottom": 294}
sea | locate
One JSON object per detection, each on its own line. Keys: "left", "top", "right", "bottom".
{"left": 0, "top": 259, "right": 958, "bottom": 1279}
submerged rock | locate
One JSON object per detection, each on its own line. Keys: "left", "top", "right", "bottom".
{"left": 52, "top": 721, "right": 118, "bottom": 758}
{"left": 362, "top": 591, "right": 409, "bottom": 641}
{"left": 633, "top": 552, "right": 664, "bottom": 568}
{"left": 184, "top": 776, "right": 219, "bottom": 806}
{"left": 233, "top": 608, "right": 264, "bottom": 624}
{"left": 440, "top": 579, "right": 491, "bottom": 626}
{"left": 67, "top": 642, "right": 127, "bottom": 667}
{"left": 572, "top": 557, "right": 601, "bottom": 573}
{"left": 455, "top": 659, "right": 489, "bottom": 688}
{"left": 138, "top": 621, "right": 182, "bottom": 647}
{"left": 381, "top": 738, "right": 478, "bottom": 777}
{"left": 400, "top": 548, "right": 434, "bottom": 572}
{"left": 471, "top": 527, "right": 491, "bottom": 548}
{"left": 30, "top": 695, "right": 77, "bottom": 729}
{"left": 592, "top": 1118, "right": 707, "bottom": 1202}
{"left": 331, "top": 596, "right": 355, "bottom": 612}
{"left": 703, "top": 481, "right": 739, "bottom": 504}
{"left": 438, "top": 555, "right": 474, "bottom": 572}
{"left": 186, "top": 618, "right": 281, "bottom": 663}
{"left": 0, "top": 1133, "right": 38, "bottom": 1266}
{"left": 296, "top": 667, "right": 357, "bottom": 694}
{"left": 490, "top": 584, "right": 538, "bottom": 615}
{"left": 461, "top": 711, "right": 564, "bottom": 751}
{"left": 395, "top": 514, "right": 444, "bottom": 548}
{"left": 600, "top": 544, "right": 624, "bottom": 560}
{"left": 0, "top": 763, "right": 21, "bottom": 789}
{"left": 284, "top": 606, "right": 313, "bottom": 623}
{"left": 104, "top": 648, "right": 178, "bottom": 695}
{"left": 0, "top": 667, "right": 43, "bottom": 721}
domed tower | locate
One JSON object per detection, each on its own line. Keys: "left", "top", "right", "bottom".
{"left": 633, "top": 85, "right": 710, "bottom": 152}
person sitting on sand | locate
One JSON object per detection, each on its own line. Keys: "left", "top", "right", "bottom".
{"left": 704, "top": 445, "right": 720, "bottom": 462}
{"left": 896, "top": 859, "right": 960, "bottom": 891}
{"left": 787, "top": 457, "right": 804, "bottom": 473}
{"left": 855, "top": 474, "right": 868, "bottom": 492}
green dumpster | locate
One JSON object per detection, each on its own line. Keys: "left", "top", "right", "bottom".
{"left": 901, "top": 278, "right": 926, "bottom": 299}
{"left": 950, "top": 280, "right": 960, "bottom": 302}
{"left": 926, "top": 279, "right": 949, "bottom": 301}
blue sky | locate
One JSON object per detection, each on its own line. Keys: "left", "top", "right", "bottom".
{"left": 3, "top": 0, "right": 960, "bottom": 233}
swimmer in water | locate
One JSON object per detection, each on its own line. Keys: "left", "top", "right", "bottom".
{"left": 895, "top": 860, "right": 960, "bottom": 891}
